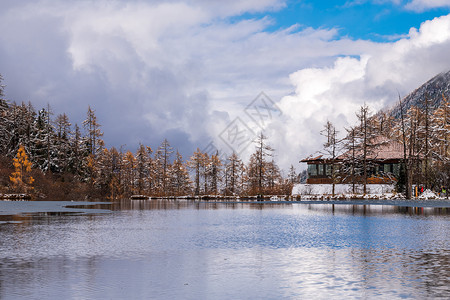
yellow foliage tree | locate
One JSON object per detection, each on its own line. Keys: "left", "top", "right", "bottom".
{"left": 10, "top": 145, "right": 34, "bottom": 193}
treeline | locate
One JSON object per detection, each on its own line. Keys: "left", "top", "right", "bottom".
{"left": 0, "top": 74, "right": 296, "bottom": 199}
{"left": 321, "top": 95, "right": 450, "bottom": 198}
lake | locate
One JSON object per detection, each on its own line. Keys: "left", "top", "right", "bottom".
{"left": 0, "top": 199, "right": 449, "bottom": 299}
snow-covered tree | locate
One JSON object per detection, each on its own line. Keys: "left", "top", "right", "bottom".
{"left": 83, "top": 106, "right": 104, "bottom": 157}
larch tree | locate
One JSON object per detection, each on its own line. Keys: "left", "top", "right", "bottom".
{"left": 83, "top": 106, "right": 104, "bottom": 157}
{"left": 341, "top": 126, "right": 360, "bottom": 194}
{"left": 209, "top": 151, "right": 222, "bottom": 195}
{"left": 188, "top": 148, "right": 204, "bottom": 196}
{"left": 10, "top": 145, "right": 34, "bottom": 193}
{"left": 201, "top": 152, "right": 210, "bottom": 195}
{"left": 355, "top": 104, "right": 379, "bottom": 194}
{"left": 320, "top": 120, "right": 340, "bottom": 196}
{"left": 265, "top": 159, "right": 282, "bottom": 194}
{"left": 122, "top": 150, "right": 136, "bottom": 196}
{"left": 155, "top": 139, "right": 173, "bottom": 196}
{"left": 170, "top": 150, "right": 192, "bottom": 196}
{"left": 135, "top": 144, "right": 150, "bottom": 195}
{"left": 224, "top": 152, "right": 244, "bottom": 196}
{"left": 0, "top": 75, "right": 11, "bottom": 155}
{"left": 417, "top": 95, "right": 433, "bottom": 189}
{"left": 430, "top": 94, "right": 450, "bottom": 189}
{"left": 253, "top": 132, "right": 274, "bottom": 195}
{"left": 83, "top": 106, "right": 104, "bottom": 186}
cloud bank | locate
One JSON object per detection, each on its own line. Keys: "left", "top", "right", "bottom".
{"left": 271, "top": 14, "right": 450, "bottom": 170}
{"left": 1, "top": 1, "right": 450, "bottom": 171}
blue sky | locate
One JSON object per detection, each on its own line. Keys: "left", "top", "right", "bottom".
{"left": 1, "top": 0, "right": 450, "bottom": 169}
{"left": 235, "top": 0, "right": 450, "bottom": 41}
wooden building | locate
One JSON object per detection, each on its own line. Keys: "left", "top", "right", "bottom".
{"left": 301, "top": 137, "right": 406, "bottom": 184}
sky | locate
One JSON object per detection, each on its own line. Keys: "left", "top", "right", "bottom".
{"left": 1, "top": 0, "right": 450, "bottom": 172}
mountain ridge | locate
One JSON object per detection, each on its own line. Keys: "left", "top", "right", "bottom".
{"left": 389, "top": 70, "right": 450, "bottom": 118}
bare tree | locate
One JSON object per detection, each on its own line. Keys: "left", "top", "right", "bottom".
{"left": 320, "top": 120, "right": 340, "bottom": 196}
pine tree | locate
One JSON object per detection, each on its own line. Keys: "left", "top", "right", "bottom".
{"left": 54, "top": 113, "right": 72, "bottom": 173}
{"left": 10, "top": 145, "right": 34, "bottom": 193}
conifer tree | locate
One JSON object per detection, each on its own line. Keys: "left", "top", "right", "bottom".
{"left": 10, "top": 145, "right": 34, "bottom": 193}
{"left": 135, "top": 144, "right": 150, "bottom": 195}
{"left": 170, "top": 150, "right": 192, "bottom": 196}
{"left": 188, "top": 148, "right": 203, "bottom": 196}
{"left": 224, "top": 152, "right": 244, "bottom": 196}
{"left": 252, "top": 132, "right": 273, "bottom": 195}
{"left": 209, "top": 151, "right": 222, "bottom": 195}
{"left": 320, "top": 120, "right": 340, "bottom": 196}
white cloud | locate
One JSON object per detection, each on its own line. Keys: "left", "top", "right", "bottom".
{"left": 405, "top": 0, "right": 450, "bottom": 12}
{"left": 271, "top": 14, "right": 450, "bottom": 170}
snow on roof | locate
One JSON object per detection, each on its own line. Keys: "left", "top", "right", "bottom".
{"left": 301, "top": 136, "right": 406, "bottom": 163}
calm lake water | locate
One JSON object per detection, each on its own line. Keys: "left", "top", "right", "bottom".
{"left": 0, "top": 200, "right": 449, "bottom": 299}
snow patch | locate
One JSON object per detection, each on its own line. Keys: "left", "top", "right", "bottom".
{"left": 418, "top": 189, "right": 437, "bottom": 200}
{"left": 292, "top": 184, "right": 395, "bottom": 196}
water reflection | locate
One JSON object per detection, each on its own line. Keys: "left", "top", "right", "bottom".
{"left": 305, "top": 204, "right": 450, "bottom": 216}
{"left": 0, "top": 200, "right": 449, "bottom": 299}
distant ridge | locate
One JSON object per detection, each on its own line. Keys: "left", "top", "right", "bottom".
{"left": 390, "top": 70, "right": 450, "bottom": 118}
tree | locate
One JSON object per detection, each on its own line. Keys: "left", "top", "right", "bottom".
{"left": 417, "top": 94, "right": 433, "bottom": 189}
{"left": 320, "top": 120, "right": 340, "bottom": 196}
{"left": 252, "top": 132, "right": 274, "bottom": 195}
{"left": 265, "top": 159, "right": 282, "bottom": 194}
{"left": 135, "top": 144, "right": 150, "bottom": 195}
{"left": 224, "top": 152, "right": 244, "bottom": 196}
{"left": 170, "top": 151, "right": 192, "bottom": 196}
{"left": 154, "top": 139, "right": 173, "bottom": 196}
{"left": 396, "top": 94, "right": 412, "bottom": 199}
{"left": 83, "top": 106, "right": 104, "bottom": 157}
{"left": 122, "top": 150, "right": 136, "bottom": 196}
{"left": 10, "top": 145, "right": 34, "bottom": 193}
{"left": 188, "top": 148, "right": 204, "bottom": 195}
{"left": 430, "top": 94, "right": 450, "bottom": 190}
{"left": 341, "top": 126, "right": 360, "bottom": 194}
{"left": 209, "top": 151, "right": 222, "bottom": 195}
{"left": 355, "top": 104, "right": 379, "bottom": 194}
{"left": 54, "top": 113, "right": 72, "bottom": 173}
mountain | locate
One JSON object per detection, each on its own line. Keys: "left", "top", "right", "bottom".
{"left": 390, "top": 70, "right": 450, "bottom": 118}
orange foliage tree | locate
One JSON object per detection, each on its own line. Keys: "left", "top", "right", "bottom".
{"left": 10, "top": 145, "right": 34, "bottom": 193}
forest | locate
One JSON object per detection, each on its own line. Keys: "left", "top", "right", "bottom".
{"left": 317, "top": 95, "right": 450, "bottom": 199}
{"left": 0, "top": 74, "right": 296, "bottom": 200}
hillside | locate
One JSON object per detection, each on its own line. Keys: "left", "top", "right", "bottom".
{"left": 390, "top": 70, "right": 450, "bottom": 118}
